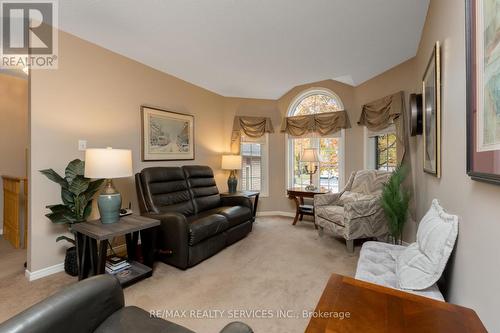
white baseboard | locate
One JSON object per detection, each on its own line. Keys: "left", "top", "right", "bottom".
{"left": 25, "top": 262, "right": 64, "bottom": 281}
{"left": 257, "top": 211, "right": 295, "bottom": 218}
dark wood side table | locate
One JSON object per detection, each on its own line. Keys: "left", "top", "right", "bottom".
{"left": 72, "top": 215, "right": 160, "bottom": 287}
{"left": 287, "top": 187, "right": 328, "bottom": 228}
{"left": 220, "top": 191, "right": 260, "bottom": 218}
{"left": 305, "top": 274, "right": 486, "bottom": 333}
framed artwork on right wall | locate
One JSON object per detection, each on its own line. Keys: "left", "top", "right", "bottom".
{"left": 423, "top": 41, "right": 441, "bottom": 178}
{"left": 466, "top": 0, "right": 500, "bottom": 185}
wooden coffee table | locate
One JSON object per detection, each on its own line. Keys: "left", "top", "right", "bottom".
{"left": 305, "top": 274, "right": 486, "bottom": 333}
{"left": 287, "top": 187, "right": 329, "bottom": 228}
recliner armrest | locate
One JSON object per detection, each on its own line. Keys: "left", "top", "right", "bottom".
{"left": 0, "top": 275, "right": 124, "bottom": 333}
{"left": 220, "top": 195, "right": 252, "bottom": 210}
{"left": 219, "top": 322, "right": 254, "bottom": 333}
{"left": 143, "top": 212, "right": 190, "bottom": 268}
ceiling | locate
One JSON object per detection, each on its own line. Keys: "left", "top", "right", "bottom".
{"left": 58, "top": 0, "right": 429, "bottom": 99}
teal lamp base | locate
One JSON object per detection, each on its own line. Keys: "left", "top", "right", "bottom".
{"left": 98, "top": 179, "right": 121, "bottom": 224}
{"left": 227, "top": 170, "right": 238, "bottom": 193}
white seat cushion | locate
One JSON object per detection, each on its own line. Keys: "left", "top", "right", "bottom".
{"left": 396, "top": 199, "right": 458, "bottom": 290}
{"left": 356, "top": 241, "right": 444, "bottom": 301}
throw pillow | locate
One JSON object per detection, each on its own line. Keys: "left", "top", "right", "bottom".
{"left": 396, "top": 199, "right": 458, "bottom": 290}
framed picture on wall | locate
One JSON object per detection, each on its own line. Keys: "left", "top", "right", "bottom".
{"left": 422, "top": 41, "right": 441, "bottom": 178}
{"left": 466, "top": 0, "right": 500, "bottom": 185}
{"left": 141, "top": 106, "right": 194, "bottom": 161}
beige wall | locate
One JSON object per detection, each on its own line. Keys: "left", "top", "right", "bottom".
{"left": 354, "top": 0, "right": 500, "bottom": 329}
{"left": 413, "top": 0, "right": 499, "bottom": 330}
{"left": 29, "top": 31, "right": 227, "bottom": 271}
{"left": 0, "top": 73, "right": 28, "bottom": 232}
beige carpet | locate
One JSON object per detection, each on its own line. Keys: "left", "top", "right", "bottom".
{"left": 0, "top": 217, "right": 359, "bottom": 332}
{"left": 125, "top": 217, "right": 359, "bottom": 333}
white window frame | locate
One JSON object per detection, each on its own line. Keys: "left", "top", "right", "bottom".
{"left": 363, "top": 124, "right": 396, "bottom": 170}
{"left": 285, "top": 88, "right": 346, "bottom": 193}
{"left": 239, "top": 133, "right": 269, "bottom": 197}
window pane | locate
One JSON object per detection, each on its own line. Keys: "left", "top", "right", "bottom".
{"left": 376, "top": 133, "right": 397, "bottom": 171}
{"left": 293, "top": 94, "right": 342, "bottom": 116}
{"left": 319, "top": 138, "right": 340, "bottom": 192}
{"left": 292, "top": 138, "right": 312, "bottom": 188}
{"left": 241, "top": 142, "right": 262, "bottom": 191}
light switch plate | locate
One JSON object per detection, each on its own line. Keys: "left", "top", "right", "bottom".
{"left": 78, "top": 140, "right": 87, "bottom": 151}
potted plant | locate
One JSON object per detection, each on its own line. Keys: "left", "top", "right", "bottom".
{"left": 40, "top": 159, "right": 104, "bottom": 276}
{"left": 381, "top": 165, "right": 410, "bottom": 245}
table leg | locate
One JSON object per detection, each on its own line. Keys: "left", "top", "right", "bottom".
{"left": 89, "top": 238, "right": 98, "bottom": 276}
{"left": 140, "top": 229, "right": 156, "bottom": 268}
{"left": 77, "top": 234, "right": 87, "bottom": 280}
{"left": 252, "top": 193, "right": 259, "bottom": 218}
{"left": 97, "top": 240, "right": 108, "bottom": 274}
{"left": 126, "top": 232, "right": 139, "bottom": 261}
{"left": 289, "top": 195, "right": 301, "bottom": 225}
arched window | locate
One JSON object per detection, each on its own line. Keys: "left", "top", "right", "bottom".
{"left": 287, "top": 88, "right": 345, "bottom": 192}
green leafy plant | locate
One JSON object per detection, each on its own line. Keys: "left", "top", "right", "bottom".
{"left": 381, "top": 165, "right": 410, "bottom": 244}
{"left": 40, "top": 159, "right": 104, "bottom": 245}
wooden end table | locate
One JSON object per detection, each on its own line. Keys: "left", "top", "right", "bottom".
{"left": 305, "top": 274, "right": 486, "bottom": 333}
{"left": 220, "top": 191, "right": 260, "bottom": 218}
{"left": 287, "top": 187, "right": 329, "bottom": 228}
{"left": 72, "top": 215, "right": 160, "bottom": 288}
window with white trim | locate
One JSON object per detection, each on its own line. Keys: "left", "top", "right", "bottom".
{"left": 286, "top": 89, "right": 345, "bottom": 192}
{"left": 240, "top": 134, "right": 269, "bottom": 196}
{"left": 365, "top": 125, "right": 397, "bottom": 171}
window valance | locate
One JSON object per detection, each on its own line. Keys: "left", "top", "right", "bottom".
{"left": 231, "top": 116, "right": 274, "bottom": 153}
{"left": 358, "top": 91, "right": 406, "bottom": 164}
{"left": 280, "top": 110, "right": 351, "bottom": 137}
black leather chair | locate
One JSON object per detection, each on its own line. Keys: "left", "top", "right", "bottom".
{"left": 136, "top": 165, "right": 254, "bottom": 269}
{"left": 0, "top": 275, "right": 253, "bottom": 333}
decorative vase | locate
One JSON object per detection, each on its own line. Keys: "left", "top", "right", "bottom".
{"left": 227, "top": 170, "right": 238, "bottom": 193}
{"left": 64, "top": 246, "right": 79, "bottom": 276}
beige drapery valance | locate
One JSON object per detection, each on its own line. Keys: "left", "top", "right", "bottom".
{"left": 231, "top": 116, "right": 274, "bottom": 153}
{"left": 358, "top": 91, "right": 406, "bottom": 164}
{"left": 280, "top": 110, "right": 351, "bottom": 137}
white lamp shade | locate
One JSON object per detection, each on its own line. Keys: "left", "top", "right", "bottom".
{"left": 84, "top": 148, "right": 133, "bottom": 179}
{"left": 301, "top": 148, "right": 320, "bottom": 162}
{"left": 221, "top": 155, "right": 242, "bottom": 170}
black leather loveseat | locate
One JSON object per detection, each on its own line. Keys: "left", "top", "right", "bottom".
{"left": 136, "top": 165, "right": 254, "bottom": 269}
{"left": 0, "top": 275, "right": 253, "bottom": 333}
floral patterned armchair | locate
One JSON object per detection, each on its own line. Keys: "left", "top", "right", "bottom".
{"left": 314, "top": 170, "right": 392, "bottom": 252}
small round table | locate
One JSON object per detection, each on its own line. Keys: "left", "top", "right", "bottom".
{"left": 287, "top": 187, "right": 329, "bottom": 229}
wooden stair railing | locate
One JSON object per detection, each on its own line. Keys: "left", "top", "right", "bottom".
{"left": 2, "top": 176, "right": 28, "bottom": 249}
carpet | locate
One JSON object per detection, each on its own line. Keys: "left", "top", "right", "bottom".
{"left": 124, "top": 216, "right": 359, "bottom": 333}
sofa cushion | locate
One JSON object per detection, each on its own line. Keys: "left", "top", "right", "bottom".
{"left": 396, "top": 199, "right": 458, "bottom": 291}
{"left": 183, "top": 165, "right": 221, "bottom": 213}
{"left": 356, "top": 241, "right": 444, "bottom": 301}
{"left": 217, "top": 206, "right": 253, "bottom": 228}
{"left": 95, "top": 306, "right": 195, "bottom": 333}
{"left": 316, "top": 205, "right": 345, "bottom": 226}
{"left": 187, "top": 213, "right": 228, "bottom": 246}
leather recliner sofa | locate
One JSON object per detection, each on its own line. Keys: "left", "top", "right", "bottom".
{"left": 136, "top": 165, "right": 254, "bottom": 269}
{"left": 0, "top": 275, "right": 253, "bottom": 333}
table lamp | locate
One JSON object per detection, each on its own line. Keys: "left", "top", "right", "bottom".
{"left": 221, "top": 155, "right": 242, "bottom": 193}
{"left": 301, "top": 148, "right": 320, "bottom": 191}
{"left": 84, "top": 147, "right": 133, "bottom": 224}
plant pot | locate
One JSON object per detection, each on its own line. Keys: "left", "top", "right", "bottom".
{"left": 64, "top": 246, "right": 79, "bottom": 276}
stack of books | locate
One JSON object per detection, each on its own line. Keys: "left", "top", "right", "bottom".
{"left": 105, "top": 256, "right": 131, "bottom": 275}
